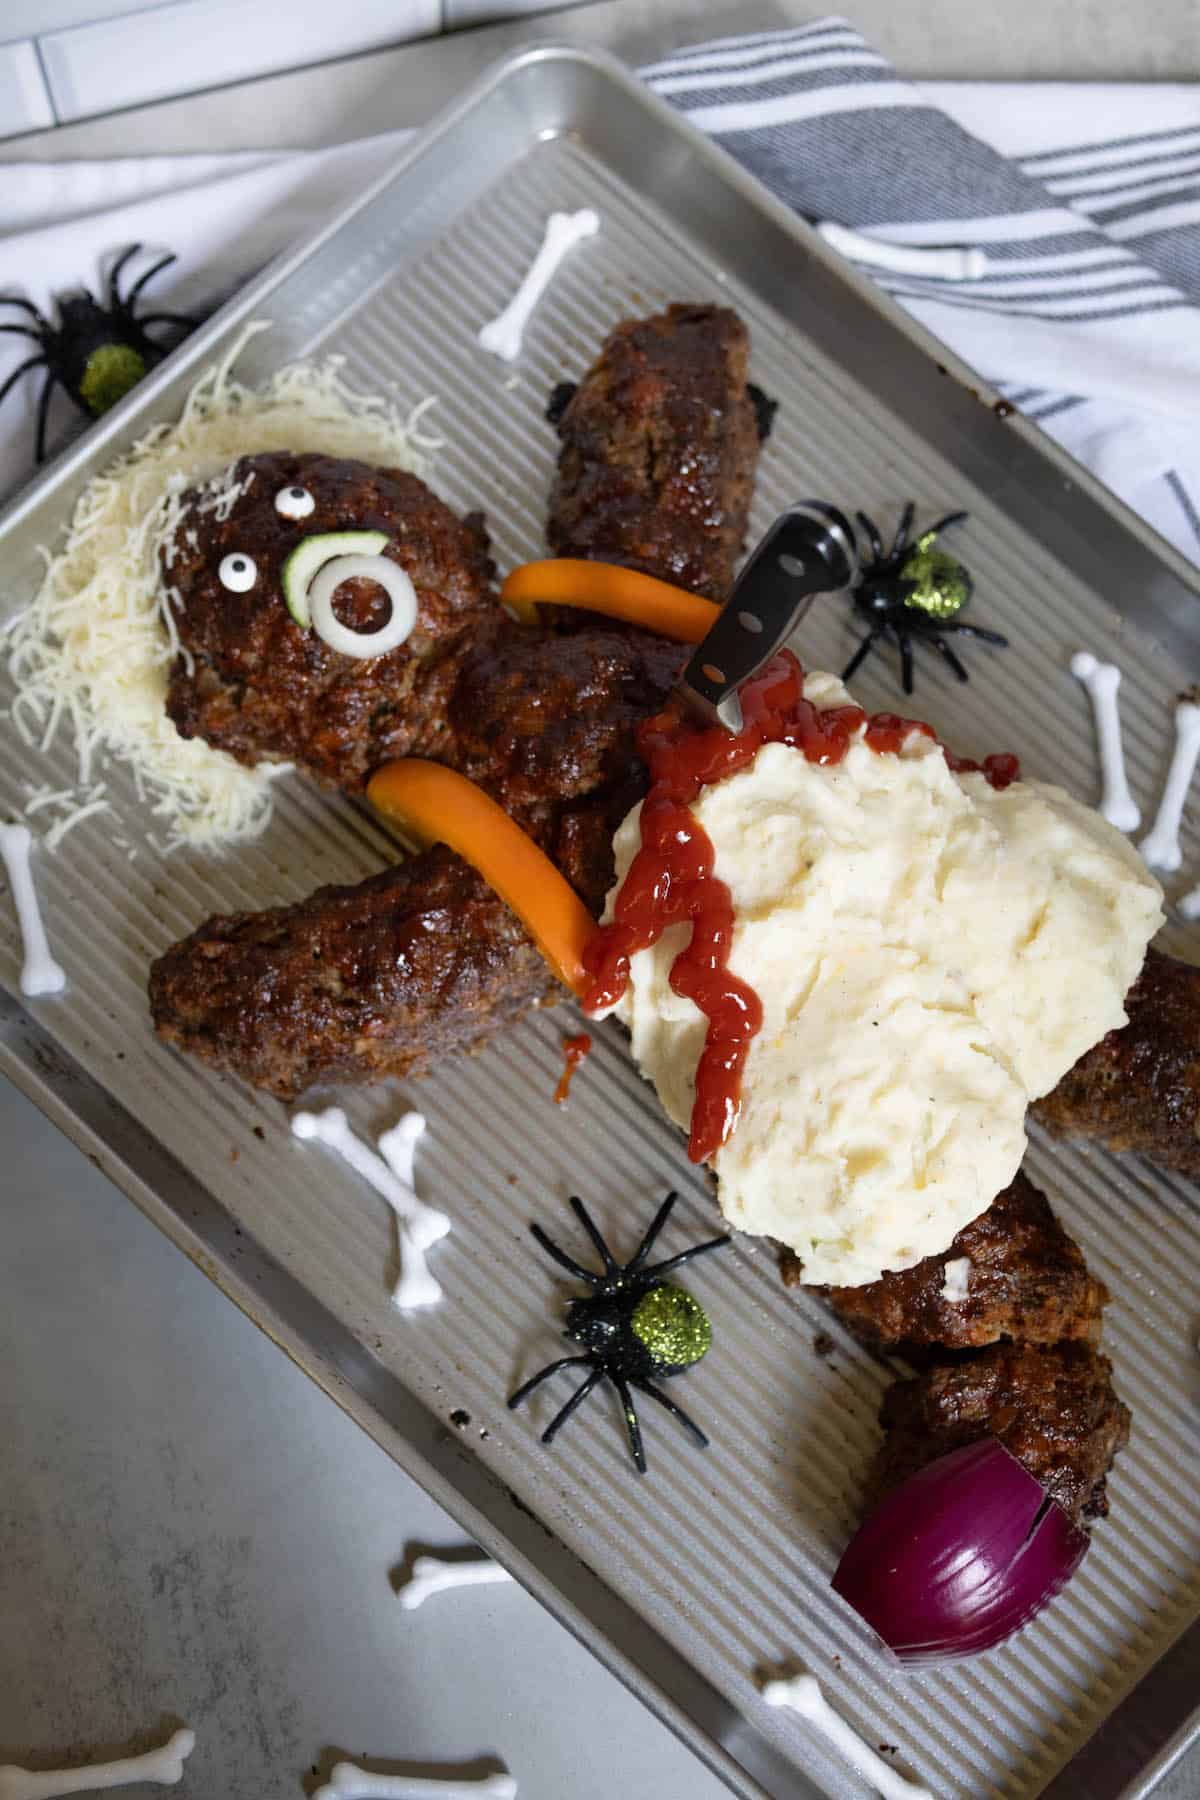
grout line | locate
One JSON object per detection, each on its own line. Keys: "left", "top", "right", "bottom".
{"left": 30, "top": 32, "right": 61, "bottom": 127}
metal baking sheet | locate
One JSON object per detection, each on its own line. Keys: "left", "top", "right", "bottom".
{"left": 3, "top": 45, "right": 1200, "bottom": 1800}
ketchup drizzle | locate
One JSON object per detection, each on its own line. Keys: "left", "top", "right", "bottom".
{"left": 582, "top": 651, "right": 1018, "bottom": 1165}
{"left": 554, "top": 1033, "right": 593, "bottom": 1105}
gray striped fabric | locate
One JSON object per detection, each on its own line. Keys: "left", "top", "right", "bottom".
{"left": 642, "top": 19, "right": 1200, "bottom": 567}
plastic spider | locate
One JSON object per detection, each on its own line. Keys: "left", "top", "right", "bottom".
{"left": 843, "top": 503, "right": 1008, "bottom": 696}
{"left": 0, "top": 244, "right": 197, "bottom": 463}
{"left": 508, "top": 1192, "right": 730, "bottom": 1474}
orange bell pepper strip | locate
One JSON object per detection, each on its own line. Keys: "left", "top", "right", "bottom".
{"left": 367, "top": 759, "right": 598, "bottom": 1000}
{"left": 501, "top": 558, "right": 719, "bottom": 641}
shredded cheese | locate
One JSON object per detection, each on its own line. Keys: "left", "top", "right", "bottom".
{"left": 2, "top": 322, "right": 441, "bottom": 852}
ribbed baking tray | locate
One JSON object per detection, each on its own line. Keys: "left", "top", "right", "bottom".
{"left": 2, "top": 46, "right": 1200, "bottom": 1800}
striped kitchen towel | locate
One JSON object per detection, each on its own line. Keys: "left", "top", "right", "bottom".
{"left": 643, "top": 19, "right": 1200, "bottom": 565}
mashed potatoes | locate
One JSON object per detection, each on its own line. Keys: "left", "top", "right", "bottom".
{"left": 608, "top": 670, "right": 1163, "bottom": 1287}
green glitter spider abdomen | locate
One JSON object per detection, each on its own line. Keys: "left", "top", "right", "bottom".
{"left": 79, "top": 343, "right": 147, "bottom": 417}
{"left": 631, "top": 1284, "right": 712, "bottom": 1370}
{"left": 900, "top": 538, "right": 973, "bottom": 621}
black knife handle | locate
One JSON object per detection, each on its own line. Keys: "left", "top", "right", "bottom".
{"left": 679, "top": 502, "right": 857, "bottom": 731}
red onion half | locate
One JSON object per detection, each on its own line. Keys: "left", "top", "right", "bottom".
{"left": 832, "top": 1438, "right": 1089, "bottom": 1664}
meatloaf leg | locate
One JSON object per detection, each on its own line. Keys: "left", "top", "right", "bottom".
{"left": 781, "top": 1170, "right": 1128, "bottom": 1534}
{"left": 870, "top": 1340, "right": 1130, "bottom": 1526}
{"left": 1034, "top": 947, "right": 1200, "bottom": 1182}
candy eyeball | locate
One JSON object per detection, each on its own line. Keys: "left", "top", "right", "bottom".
{"left": 218, "top": 552, "right": 258, "bottom": 593}
{"left": 275, "top": 485, "right": 316, "bottom": 520}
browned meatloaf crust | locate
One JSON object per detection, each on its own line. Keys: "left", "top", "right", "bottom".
{"left": 872, "top": 1340, "right": 1130, "bottom": 1526}
{"left": 150, "top": 846, "right": 558, "bottom": 1098}
{"left": 1033, "top": 947, "right": 1200, "bottom": 1182}
{"left": 150, "top": 627, "right": 682, "bottom": 1100}
{"left": 547, "top": 303, "right": 760, "bottom": 601}
{"left": 803, "top": 1173, "right": 1109, "bottom": 1354}
{"left": 163, "top": 451, "right": 496, "bottom": 791}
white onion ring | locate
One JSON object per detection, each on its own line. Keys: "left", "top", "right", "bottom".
{"left": 307, "top": 554, "right": 417, "bottom": 658}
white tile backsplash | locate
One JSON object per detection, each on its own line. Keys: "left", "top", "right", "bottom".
{"left": 0, "top": 38, "right": 56, "bottom": 140}
{"left": 4, "top": 0, "right": 177, "bottom": 36}
{"left": 38, "top": 0, "right": 441, "bottom": 125}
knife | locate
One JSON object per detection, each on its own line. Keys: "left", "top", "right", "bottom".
{"left": 677, "top": 502, "right": 858, "bottom": 732}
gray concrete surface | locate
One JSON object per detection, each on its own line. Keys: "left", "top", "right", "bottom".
{"left": 3, "top": 4, "right": 1200, "bottom": 1796}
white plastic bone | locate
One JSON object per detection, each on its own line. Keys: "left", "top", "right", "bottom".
{"left": 389, "top": 1237, "right": 441, "bottom": 1311}
{"left": 291, "top": 1108, "right": 448, "bottom": 1309}
{"left": 1070, "top": 652, "right": 1141, "bottom": 832}
{"left": 762, "top": 1677, "right": 932, "bottom": 1800}
{"left": 291, "top": 1109, "right": 447, "bottom": 1248}
{"left": 1140, "top": 700, "right": 1200, "bottom": 872}
{"left": 377, "top": 1111, "right": 426, "bottom": 1188}
{"left": 0, "top": 1727, "right": 196, "bottom": 1800}
{"left": 477, "top": 210, "right": 599, "bottom": 362}
{"left": 816, "top": 221, "right": 986, "bottom": 281}
{"left": 398, "top": 1553, "right": 515, "bottom": 1611}
{"left": 374, "top": 1111, "right": 444, "bottom": 1309}
{"left": 0, "top": 823, "right": 66, "bottom": 997}
{"left": 313, "top": 1765, "right": 516, "bottom": 1800}
{"left": 1179, "top": 882, "right": 1200, "bottom": 922}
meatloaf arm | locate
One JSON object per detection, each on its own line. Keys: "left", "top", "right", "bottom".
{"left": 1034, "top": 947, "right": 1200, "bottom": 1181}
{"left": 547, "top": 303, "right": 760, "bottom": 600}
{"left": 806, "top": 1172, "right": 1109, "bottom": 1354}
{"left": 149, "top": 846, "right": 558, "bottom": 1102}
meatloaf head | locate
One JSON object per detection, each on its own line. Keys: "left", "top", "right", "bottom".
{"left": 163, "top": 451, "right": 496, "bottom": 790}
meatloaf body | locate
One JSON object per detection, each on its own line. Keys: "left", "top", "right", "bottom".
{"left": 150, "top": 627, "right": 680, "bottom": 1100}
{"left": 152, "top": 307, "right": 763, "bottom": 1099}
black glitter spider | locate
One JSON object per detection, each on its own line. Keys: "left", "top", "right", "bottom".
{"left": 843, "top": 503, "right": 1008, "bottom": 696}
{"left": 0, "top": 244, "right": 197, "bottom": 463}
{"left": 508, "top": 1192, "right": 730, "bottom": 1474}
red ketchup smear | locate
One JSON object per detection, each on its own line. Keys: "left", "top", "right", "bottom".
{"left": 582, "top": 649, "right": 1018, "bottom": 1165}
{"left": 554, "top": 1033, "right": 593, "bottom": 1105}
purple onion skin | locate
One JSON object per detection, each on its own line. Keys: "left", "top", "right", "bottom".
{"left": 832, "top": 1438, "right": 1090, "bottom": 1665}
